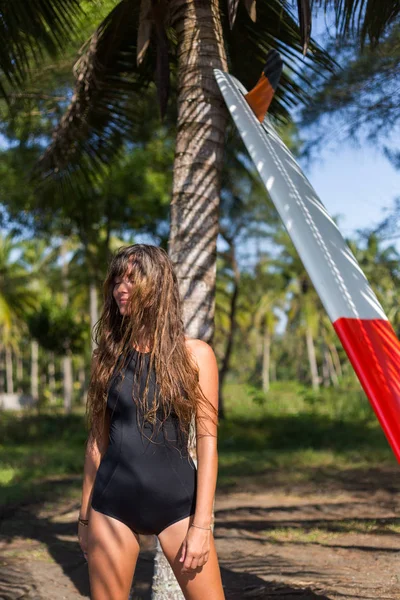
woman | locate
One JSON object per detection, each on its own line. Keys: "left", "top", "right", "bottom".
{"left": 78, "top": 244, "right": 225, "bottom": 599}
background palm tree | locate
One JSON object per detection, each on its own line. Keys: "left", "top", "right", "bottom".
{"left": 0, "top": 234, "right": 38, "bottom": 398}
{"left": 253, "top": 265, "right": 285, "bottom": 393}
{"left": 275, "top": 228, "right": 324, "bottom": 390}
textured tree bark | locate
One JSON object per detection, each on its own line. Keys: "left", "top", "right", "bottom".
{"left": 151, "top": 1, "right": 228, "bottom": 597}
{"left": 306, "top": 326, "right": 319, "bottom": 391}
{"left": 150, "top": 540, "right": 186, "bottom": 600}
{"left": 167, "top": 0, "right": 228, "bottom": 341}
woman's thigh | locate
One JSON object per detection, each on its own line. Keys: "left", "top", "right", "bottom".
{"left": 158, "top": 517, "right": 225, "bottom": 600}
{"left": 88, "top": 506, "right": 140, "bottom": 600}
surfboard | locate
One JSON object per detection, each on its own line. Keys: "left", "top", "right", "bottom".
{"left": 214, "top": 65, "right": 400, "bottom": 462}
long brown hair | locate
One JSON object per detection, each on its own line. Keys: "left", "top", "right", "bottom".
{"left": 86, "top": 243, "right": 217, "bottom": 448}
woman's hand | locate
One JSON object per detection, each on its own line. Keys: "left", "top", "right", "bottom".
{"left": 179, "top": 525, "right": 211, "bottom": 572}
{"left": 78, "top": 522, "right": 89, "bottom": 561}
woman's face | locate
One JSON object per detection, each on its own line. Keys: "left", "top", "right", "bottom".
{"left": 112, "top": 269, "right": 134, "bottom": 315}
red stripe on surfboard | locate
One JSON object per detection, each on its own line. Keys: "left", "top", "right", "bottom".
{"left": 333, "top": 317, "right": 400, "bottom": 462}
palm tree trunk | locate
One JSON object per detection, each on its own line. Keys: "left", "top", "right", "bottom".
{"left": 326, "top": 348, "right": 339, "bottom": 387}
{"left": 150, "top": 540, "right": 186, "bottom": 600}
{"left": 329, "top": 343, "right": 342, "bottom": 379}
{"left": 167, "top": 0, "right": 228, "bottom": 341}
{"left": 90, "top": 281, "right": 98, "bottom": 353}
{"left": 306, "top": 326, "right": 319, "bottom": 391}
{"left": 153, "top": 1, "right": 228, "bottom": 597}
{"left": 262, "top": 328, "right": 271, "bottom": 393}
{"left": 322, "top": 347, "right": 330, "bottom": 387}
{"left": 31, "top": 340, "right": 39, "bottom": 404}
{"left": 5, "top": 346, "right": 13, "bottom": 394}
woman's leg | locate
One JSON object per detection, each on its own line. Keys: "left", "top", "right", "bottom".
{"left": 88, "top": 506, "right": 140, "bottom": 600}
{"left": 158, "top": 516, "right": 225, "bottom": 600}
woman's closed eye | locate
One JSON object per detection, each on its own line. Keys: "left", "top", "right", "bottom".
{"left": 114, "top": 277, "right": 134, "bottom": 287}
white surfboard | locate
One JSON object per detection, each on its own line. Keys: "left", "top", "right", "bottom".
{"left": 215, "top": 68, "right": 400, "bottom": 461}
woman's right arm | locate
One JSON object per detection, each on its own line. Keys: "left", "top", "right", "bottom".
{"left": 79, "top": 410, "right": 111, "bottom": 520}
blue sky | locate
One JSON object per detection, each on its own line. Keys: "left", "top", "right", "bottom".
{"left": 301, "top": 141, "right": 400, "bottom": 239}
{"left": 303, "top": 11, "right": 400, "bottom": 242}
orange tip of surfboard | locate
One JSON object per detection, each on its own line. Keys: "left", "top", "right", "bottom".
{"left": 244, "top": 49, "right": 283, "bottom": 123}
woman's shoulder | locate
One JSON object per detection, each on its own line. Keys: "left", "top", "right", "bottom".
{"left": 184, "top": 337, "right": 216, "bottom": 367}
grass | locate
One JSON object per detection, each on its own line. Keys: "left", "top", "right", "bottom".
{"left": 217, "top": 380, "right": 395, "bottom": 488}
{"left": 0, "top": 381, "right": 396, "bottom": 509}
{"left": 259, "top": 518, "right": 400, "bottom": 545}
{"left": 0, "top": 410, "right": 87, "bottom": 508}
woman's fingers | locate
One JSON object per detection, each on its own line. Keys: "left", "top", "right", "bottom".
{"left": 197, "top": 551, "right": 209, "bottom": 568}
{"left": 179, "top": 539, "right": 187, "bottom": 563}
{"left": 183, "top": 552, "right": 209, "bottom": 571}
{"left": 183, "top": 553, "right": 195, "bottom": 571}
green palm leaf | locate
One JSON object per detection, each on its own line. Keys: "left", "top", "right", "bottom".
{"left": 33, "top": 0, "right": 332, "bottom": 187}
{"left": 0, "top": 234, "right": 38, "bottom": 340}
{"left": 1, "top": 0, "right": 397, "bottom": 189}
{"left": 317, "top": 0, "right": 400, "bottom": 47}
{"left": 222, "top": 0, "right": 333, "bottom": 114}
{"left": 35, "top": 0, "right": 155, "bottom": 187}
{"left": 0, "top": 0, "right": 83, "bottom": 97}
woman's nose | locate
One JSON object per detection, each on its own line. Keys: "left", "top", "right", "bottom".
{"left": 116, "top": 280, "right": 132, "bottom": 292}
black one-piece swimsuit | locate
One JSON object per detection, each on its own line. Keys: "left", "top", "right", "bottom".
{"left": 91, "top": 348, "right": 197, "bottom": 535}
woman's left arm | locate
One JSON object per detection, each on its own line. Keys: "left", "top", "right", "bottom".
{"left": 180, "top": 340, "right": 219, "bottom": 572}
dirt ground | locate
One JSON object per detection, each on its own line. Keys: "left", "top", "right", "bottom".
{"left": 1, "top": 466, "right": 400, "bottom": 599}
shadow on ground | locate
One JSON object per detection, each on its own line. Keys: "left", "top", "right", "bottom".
{"left": 0, "top": 488, "right": 335, "bottom": 599}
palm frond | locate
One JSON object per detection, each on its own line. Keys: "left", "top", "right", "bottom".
{"left": 153, "top": 0, "right": 170, "bottom": 119}
{"left": 243, "top": 0, "right": 257, "bottom": 21}
{"left": 225, "top": 0, "right": 335, "bottom": 120}
{"left": 301, "top": 23, "right": 400, "bottom": 149}
{"left": 228, "top": 0, "right": 241, "bottom": 28}
{"left": 34, "top": 0, "right": 156, "bottom": 187}
{"left": 0, "top": 0, "right": 83, "bottom": 99}
{"left": 35, "top": 0, "right": 334, "bottom": 187}
{"left": 315, "top": 0, "right": 400, "bottom": 46}
{"left": 137, "top": 0, "right": 153, "bottom": 65}
{"left": 297, "top": 0, "right": 312, "bottom": 54}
